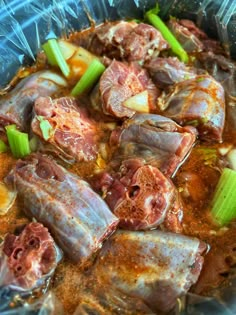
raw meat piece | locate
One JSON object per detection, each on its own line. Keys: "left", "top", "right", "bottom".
{"left": 0, "top": 222, "right": 62, "bottom": 290}
{"left": 145, "top": 57, "right": 196, "bottom": 88}
{"left": 31, "top": 96, "right": 99, "bottom": 163}
{"left": 99, "top": 60, "right": 159, "bottom": 118}
{"left": 158, "top": 75, "right": 225, "bottom": 142}
{"left": 110, "top": 113, "right": 197, "bottom": 177}
{"left": 5, "top": 154, "right": 119, "bottom": 265}
{"left": 0, "top": 71, "right": 67, "bottom": 131}
{"left": 74, "top": 230, "right": 206, "bottom": 314}
{"left": 76, "top": 21, "right": 168, "bottom": 63}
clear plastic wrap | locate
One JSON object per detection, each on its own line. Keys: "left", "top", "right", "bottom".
{"left": 1, "top": 0, "right": 236, "bottom": 88}
{"left": 0, "top": 0, "right": 236, "bottom": 314}
{"left": 0, "top": 290, "right": 64, "bottom": 315}
{"left": 179, "top": 274, "right": 236, "bottom": 315}
{"left": 198, "top": 0, "right": 236, "bottom": 57}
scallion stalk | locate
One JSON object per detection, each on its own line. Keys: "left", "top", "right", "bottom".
{"left": 42, "top": 39, "right": 70, "bottom": 77}
{"left": 71, "top": 59, "right": 106, "bottom": 97}
{"left": 6, "top": 125, "right": 31, "bottom": 158}
{"left": 37, "top": 116, "right": 54, "bottom": 141}
{"left": 211, "top": 168, "right": 236, "bottom": 226}
{"left": 145, "top": 6, "right": 189, "bottom": 63}
{"left": 29, "top": 136, "right": 39, "bottom": 152}
{"left": 0, "top": 139, "right": 8, "bottom": 153}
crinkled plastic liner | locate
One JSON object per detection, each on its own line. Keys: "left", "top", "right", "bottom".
{"left": 0, "top": 0, "right": 236, "bottom": 314}
{"left": 0, "top": 289, "right": 64, "bottom": 315}
{"left": 179, "top": 273, "right": 236, "bottom": 315}
{"left": 0, "top": 0, "right": 236, "bottom": 88}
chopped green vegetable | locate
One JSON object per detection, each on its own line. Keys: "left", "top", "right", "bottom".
{"left": 184, "top": 74, "right": 191, "bottom": 80}
{"left": 145, "top": 5, "right": 189, "bottom": 63}
{"left": 37, "top": 116, "right": 54, "bottom": 141}
{"left": 195, "top": 147, "right": 217, "bottom": 166}
{"left": 6, "top": 125, "right": 31, "bottom": 158}
{"left": 42, "top": 39, "right": 70, "bottom": 77}
{"left": 186, "top": 120, "right": 199, "bottom": 127}
{"left": 29, "top": 136, "right": 39, "bottom": 152}
{"left": 196, "top": 77, "right": 205, "bottom": 83}
{"left": 129, "top": 19, "right": 141, "bottom": 23}
{"left": 0, "top": 139, "right": 8, "bottom": 153}
{"left": 201, "top": 117, "right": 209, "bottom": 124}
{"left": 211, "top": 168, "right": 236, "bottom": 226}
{"left": 71, "top": 59, "right": 106, "bottom": 97}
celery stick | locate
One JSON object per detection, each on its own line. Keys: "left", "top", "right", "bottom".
{"left": 0, "top": 139, "right": 8, "bottom": 153}
{"left": 211, "top": 168, "right": 236, "bottom": 226}
{"left": 145, "top": 6, "right": 189, "bottom": 63}
{"left": 71, "top": 59, "right": 106, "bottom": 96}
{"left": 6, "top": 125, "right": 31, "bottom": 158}
{"left": 43, "top": 39, "right": 70, "bottom": 77}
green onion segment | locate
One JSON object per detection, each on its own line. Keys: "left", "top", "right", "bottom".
{"left": 5, "top": 125, "right": 31, "bottom": 158}
{"left": 0, "top": 139, "right": 8, "bottom": 153}
{"left": 145, "top": 6, "right": 189, "bottom": 63}
{"left": 211, "top": 168, "right": 236, "bottom": 226}
{"left": 29, "top": 136, "right": 39, "bottom": 152}
{"left": 37, "top": 116, "right": 54, "bottom": 141}
{"left": 42, "top": 39, "right": 70, "bottom": 77}
{"left": 71, "top": 59, "right": 106, "bottom": 97}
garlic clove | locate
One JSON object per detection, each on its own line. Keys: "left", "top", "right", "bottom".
{"left": 123, "top": 90, "right": 150, "bottom": 113}
{"left": 0, "top": 182, "right": 17, "bottom": 216}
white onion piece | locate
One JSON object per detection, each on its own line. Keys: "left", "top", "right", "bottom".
{"left": 58, "top": 40, "right": 97, "bottom": 77}
{"left": 40, "top": 71, "right": 68, "bottom": 87}
{"left": 0, "top": 182, "right": 17, "bottom": 215}
{"left": 29, "top": 135, "right": 40, "bottom": 152}
{"left": 218, "top": 144, "right": 233, "bottom": 156}
{"left": 227, "top": 148, "right": 236, "bottom": 171}
{"left": 58, "top": 40, "right": 77, "bottom": 60}
{"left": 104, "top": 122, "right": 117, "bottom": 130}
{"left": 123, "top": 90, "right": 149, "bottom": 113}
{"left": 99, "top": 142, "right": 108, "bottom": 160}
{"left": 94, "top": 152, "right": 107, "bottom": 174}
